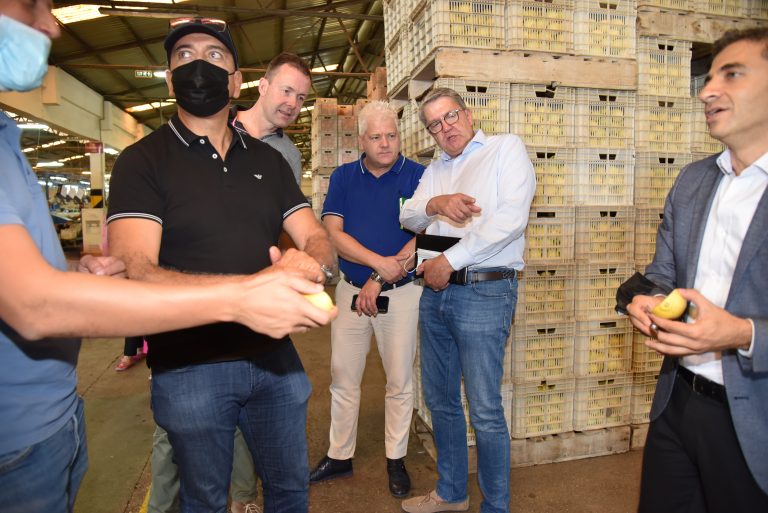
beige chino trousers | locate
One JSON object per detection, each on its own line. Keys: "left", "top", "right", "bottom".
{"left": 328, "top": 278, "right": 422, "bottom": 460}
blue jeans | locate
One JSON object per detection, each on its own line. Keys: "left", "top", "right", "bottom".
{"left": 0, "top": 397, "right": 88, "bottom": 513}
{"left": 420, "top": 277, "right": 516, "bottom": 513}
{"left": 151, "top": 342, "right": 312, "bottom": 513}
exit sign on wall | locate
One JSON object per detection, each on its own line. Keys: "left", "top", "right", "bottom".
{"left": 135, "top": 70, "right": 154, "bottom": 78}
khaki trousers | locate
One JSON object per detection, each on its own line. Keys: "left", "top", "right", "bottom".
{"left": 328, "top": 279, "right": 422, "bottom": 460}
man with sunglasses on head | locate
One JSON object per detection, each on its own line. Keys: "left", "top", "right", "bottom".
{"left": 309, "top": 101, "right": 425, "bottom": 497}
{"left": 399, "top": 88, "right": 535, "bottom": 513}
{"left": 0, "top": 4, "right": 335, "bottom": 513}
{"left": 107, "top": 18, "right": 335, "bottom": 513}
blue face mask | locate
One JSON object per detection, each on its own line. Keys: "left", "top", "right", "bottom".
{"left": 0, "top": 15, "right": 52, "bottom": 92}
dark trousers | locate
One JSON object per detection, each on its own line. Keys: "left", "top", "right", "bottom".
{"left": 123, "top": 336, "right": 143, "bottom": 357}
{"left": 638, "top": 372, "right": 768, "bottom": 513}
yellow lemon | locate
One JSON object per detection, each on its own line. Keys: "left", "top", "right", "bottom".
{"left": 304, "top": 291, "right": 334, "bottom": 311}
{"left": 651, "top": 289, "right": 687, "bottom": 320}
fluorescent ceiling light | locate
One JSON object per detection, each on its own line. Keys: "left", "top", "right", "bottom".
{"left": 301, "top": 105, "right": 314, "bottom": 112}
{"left": 310, "top": 64, "right": 339, "bottom": 73}
{"left": 17, "top": 123, "right": 50, "bottom": 130}
{"left": 104, "top": 147, "right": 120, "bottom": 156}
{"left": 54, "top": 0, "right": 188, "bottom": 25}
{"left": 153, "top": 71, "right": 167, "bottom": 78}
{"left": 36, "top": 162, "right": 64, "bottom": 168}
{"left": 241, "top": 79, "right": 261, "bottom": 90}
{"left": 126, "top": 100, "right": 176, "bottom": 113}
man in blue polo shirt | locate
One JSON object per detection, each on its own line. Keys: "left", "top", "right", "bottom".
{"left": 309, "top": 101, "right": 425, "bottom": 497}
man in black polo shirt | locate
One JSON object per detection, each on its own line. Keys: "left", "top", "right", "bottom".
{"left": 107, "top": 19, "right": 335, "bottom": 513}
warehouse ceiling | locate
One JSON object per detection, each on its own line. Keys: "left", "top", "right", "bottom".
{"left": 16, "top": 0, "right": 386, "bottom": 174}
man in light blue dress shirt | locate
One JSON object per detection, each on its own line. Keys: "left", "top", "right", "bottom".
{"left": 400, "top": 87, "right": 535, "bottom": 513}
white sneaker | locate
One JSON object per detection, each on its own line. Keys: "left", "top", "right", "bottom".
{"left": 230, "top": 500, "right": 262, "bottom": 513}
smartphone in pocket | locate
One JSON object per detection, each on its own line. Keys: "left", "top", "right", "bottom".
{"left": 351, "top": 294, "right": 389, "bottom": 313}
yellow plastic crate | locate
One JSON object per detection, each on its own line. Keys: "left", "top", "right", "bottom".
{"left": 525, "top": 206, "right": 576, "bottom": 261}
{"left": 637, "top": 38, "right": 692, "bottom": 98}
{"left": 508, "top": 0, "right": 574, "bottom": 54}
{"left": 511, "top": 83, "right": 576, "bottom": 148}
{"left": 751, "top": 0, "right": 768, "bottom": 19}
{"left": 637, "top": 0, "right": 692, "bottom": 9}
{"left": 576, "top": 149, "right": 634, "bottom": 205}
{"left": 575, "top": 206, "right": 635, "bottom": 261}
{"left": 516, "top": 263, "right": 576, "bottom": 324}
{"left": 511, "top": 378, "right": 575, "bottom": 438}
{"left": 630, "top": 371, "right": 659, "bottom": 424}
{"left": 528, "top": 148, "right": 577, "bottom": 207}
{"left": 690, "top": 100, "right": 726, "bottom": 155}
{"left": 574, "top": 318, "right": 633, "bottom": 376}
{"left": 632, "top": 331, "right": 664, "bottom": 374}
{"left": 510, "top": 321, "right": 576, "bottom": 380}
{"left": 574, "top": 374, "right": 632, "bottom": 430}
{"left": 575, "top": 89, "right": 636, "bottom": 149}
{"left": 634, "top": 207, "right": 664, "bottom": 266}
{"left": 636, "top": 96, "right": 692, "bottom": 153}
{"left": 574, "top": 0, "right": 636, "bottom": 59}
{"left": 634, "top": 153, "right": 691, "bottom": 208}
{"left": 694, "top": 0, "right": 747, "bottom": 17}
{"left": 575, "top": 261, "right": 634, "bottom": 320}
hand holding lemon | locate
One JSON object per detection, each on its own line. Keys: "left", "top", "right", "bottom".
{"left": 304, "top": 291, "right": 335, "bottom": 311}
{"left": 651, "top": 289, "right": 688, "bottom": 320}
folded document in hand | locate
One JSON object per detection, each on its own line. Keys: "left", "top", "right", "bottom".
{"left": 415, "top": 234, "right": 469, "bottom": 285}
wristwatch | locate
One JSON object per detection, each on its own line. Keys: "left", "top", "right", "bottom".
{"left": 370, "top": 271, "right": 384, "bottom": 285}
{"left": 320, "top": 264, "right": 334, "bottom": 284}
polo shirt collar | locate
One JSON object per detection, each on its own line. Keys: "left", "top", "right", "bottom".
{"left": 358, "top": 152, "right": 406, "bottom": 175}
{"left": 440, "top": 129, "right": 486, "bottom": 162}
{"left": 169, "top": 114, "right": 248, "bottom": 150}
{"left": 229, "top": 105, "right": 284, "bottom": 141}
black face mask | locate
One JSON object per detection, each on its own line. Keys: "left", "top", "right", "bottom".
{"left": 171, "top": 59, "right": 231, "bottom": 117}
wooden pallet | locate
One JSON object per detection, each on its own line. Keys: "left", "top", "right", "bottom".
{"left": 413, "top": 415, "right": 631, "bottom": 472}
{"left": 637, "top": 8, "right": 767, "bottom": 43}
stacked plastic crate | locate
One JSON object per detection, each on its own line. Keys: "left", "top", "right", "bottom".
{"left": 310, "top": 99, "right": 366, "bottom": 217}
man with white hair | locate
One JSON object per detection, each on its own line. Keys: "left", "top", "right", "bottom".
{"left": 310, "top": 101, "right": 425, "bottom": 497}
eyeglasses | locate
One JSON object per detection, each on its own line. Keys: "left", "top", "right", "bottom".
{"left": 426, "top": 108, "right": 463, "bottom": 134}
{"left": 169, "top": 17, "right": 227, "bottom": 32}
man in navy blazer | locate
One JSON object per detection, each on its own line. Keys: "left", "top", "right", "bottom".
{"left": 626, "top": 27, "right": 768, "bottom": 512}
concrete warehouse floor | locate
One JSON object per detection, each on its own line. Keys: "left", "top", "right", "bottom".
{"left": 72, "top": 290, "right": 643, "bottom": 513}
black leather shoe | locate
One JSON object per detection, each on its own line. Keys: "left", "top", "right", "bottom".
{"left": 386, "top": 457, "right": 411, "bottom": 498}
{"left": 309, "top": 456, "right": 353, "bottom": 483}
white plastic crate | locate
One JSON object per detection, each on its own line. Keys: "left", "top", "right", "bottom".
{"left": 510, "top": 84, "right": 576, "bottom": 148}
{"left": 383, "top": 0, "right": 404, "bottom": 47}
{"left": 637, "top": 38, "right": 692, "bottom": 98}
{"left": 511, "top": 378, "right": 575, "bottom": 438}
{"left": 751, "top": 0, "right": 768, "bottom": 19}
{"left": 433, "top": 79, "right": 510, "bottom": 135}
{"left": 312, "top": 174, "right": 331, "bottom": 195}
{"left": 311, "top": 149, "right": 337, "bottom": 170}
{"left": 575, "top": 149, "right": 634, "bottom": 205}
{"left": 508, "top": 0, "right": 574, "bottom": 54}
{"left": 385, "top": 31, "right": 409, "bottom": 92}
{"left": 338, "top": 132, "right": 358, "bottom": 150}
{"left": 525, "top": 206, "right": 576, "bottom": 261}
{"left": 634, "top": 207, "right": 664, "bottom": 266}
{"left": 516, "top": 265, "right": 576, "bottom": 325}
{"left": 574, "top": 374, "right": 632, "bottom": 430}
{"left": 575, "top": 261, "right": 634, "bottom": 320}
{"left": 411, "top": 0, "right": 507, "bottom": 66}
{"left": 632, "top": 331, "right": 664, "bottom": 374}
{"left": 574, "top": 318, "right": 633, "bottom": 376}
{"left": 630, "top": 371, "right": 659, "bottom": 424}
{"left": 528, "top": 148, "right": 577, "bottom": 207}
{"left": 637, "top": 0, "right": 692, "bottom": 9}
{"left": 636, "top": 96, "right": 692, "bottom": 153}
{"left": 694, "top": 0, "right": 747, "bottom": 17}
{"left": 575, "top": 89, "right": 635, "bottom": 149}
{"left": 510, "top": 321, "right": 576, "bottom": 380}
{"left": 690, "top": 100, "right": 726, "bottom": 154}
{"left": 575, "top": 206, "right": 635, "bottom": 261}
{"left": 574, "top": 0, "right": 636, "bottom": 59}
{"left": 406, "top": 99, "right": 436, "bottom": 156}
{"left": 634, "top": 153, "right": 691, "bottom": 208}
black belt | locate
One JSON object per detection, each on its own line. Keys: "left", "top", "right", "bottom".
{"left": 466, "top": 269, "right": 517, "bottom": 283}
{"left": 343, "top": 275, "right": 414, "bottom": 292}
{"left": 677, "top": 365, "right": 727, "bottom": 404}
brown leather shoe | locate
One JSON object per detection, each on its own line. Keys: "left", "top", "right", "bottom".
{"left": 401, "top": 490, "right": 469, "bottom": 513}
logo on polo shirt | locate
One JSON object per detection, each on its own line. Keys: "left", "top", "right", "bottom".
{"left": 254, "top": 174, "right": 263, "bottom": 180}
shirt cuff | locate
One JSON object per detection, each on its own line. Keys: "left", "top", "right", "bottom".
{"left": 443, "top": 243, "right": 474, "bottom": 271}
{"left": 738, "top": 318, "right": 755, "bottom": 358}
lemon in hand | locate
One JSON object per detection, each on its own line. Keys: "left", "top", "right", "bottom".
{"left": 651, "top": 289, "right": 688, "bottom": 320}
{"left": 304, "top": 291, "right": 334, "bottom": 311}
